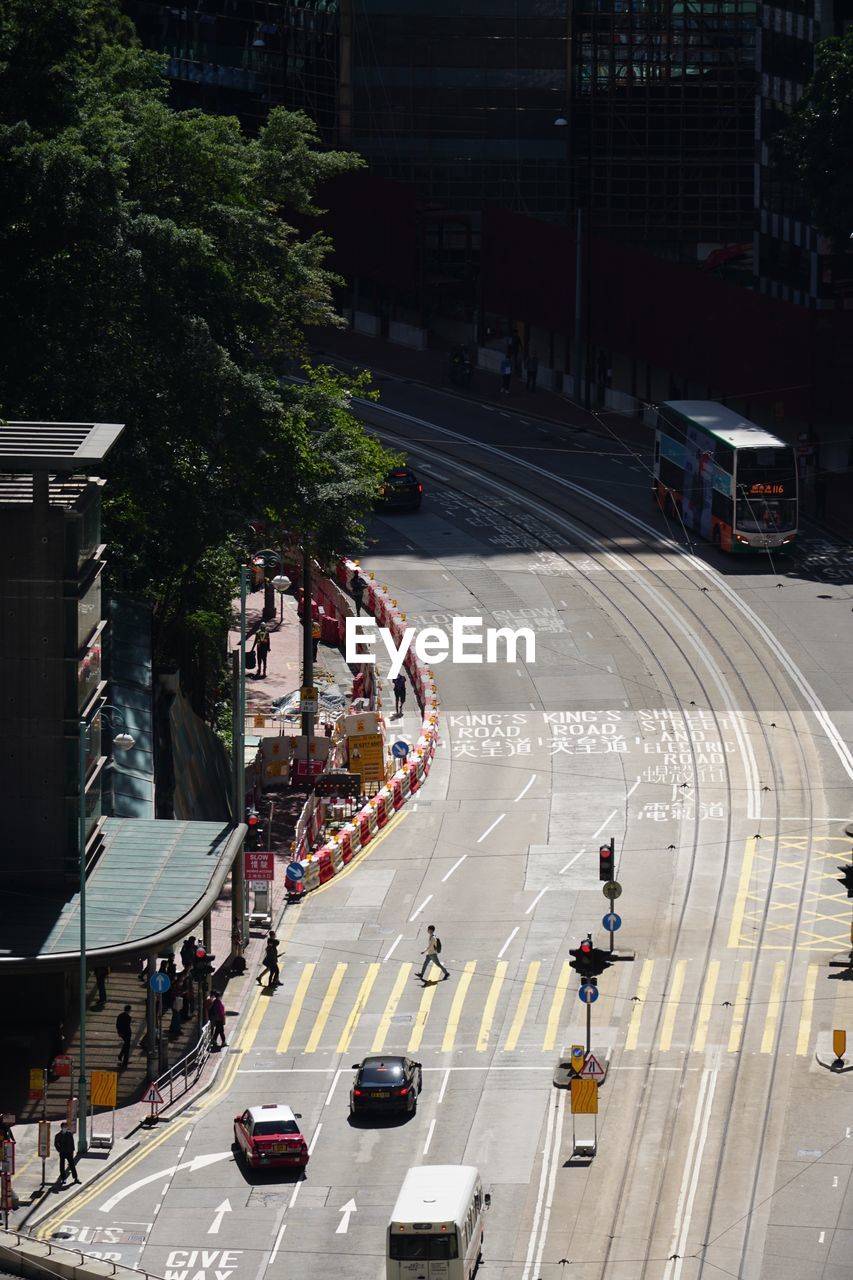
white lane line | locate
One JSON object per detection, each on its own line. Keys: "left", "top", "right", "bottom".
{"left": 532, "top": 1090, "right": 567, "bottom": 1280}
{"left": 409, "top": 894, "right": 433, "bottom": 921}
{"left": 626, "top": 776, "right": 641, "bottom": 799}
{"left": 521, "top": 1091, "right": 565, "bottom": 1280}
{"left": 438, "top": 1069, "right": 451, "bottom": 1104}
{"left": 423, "top": 1119, "right": 436, "bottom": 1155}
{"left": 497, "top": 927, "right": 520, "bottom": 959}
{"left": 591, "top": 809, "right": 618, "bottom": 841}
{"left": 478, "top": 814, "right": 506, "bottom": 843}
{"left": 664, "top": 1067, "right": 719, "bottom": 1280}
{"left": 586, "top": 631, "right": 594, "bottom": 638}
{"left": 559, "top": 850, "right": 584, "bottom": 875}
{"left": 442, "top": 855, "right": 467, "bottom": 882}
{"left": 514, "top": 774, "right": 537, "bottom": 803}
{"left": 526, "top": 887, "right": 549, "bottom": 915}
{"left": 818, "top": 1230, "right": 825, "bottom": 1243}
{"left": 324, "top": 1069, "right": 343, "bottom": 1107}
{"left": 160, "top": 1184, "right": 169, "bottom": 1196}
{"left": 269, "top": 1224, "right": 287, "bottom": 1266}
{"left": 307, "top": 1123, "right": 323, "bottom": 1156}
{"left": 529, "top": 701, "right": 537, "bottom": 710}
{"left": 153, "top": 1203, "right": 161, "bottom": 1215}
{"left": 289, "top": 1182, "right": 301, "bottom": 1209}
{"left": 383, "top": 933, "right": 403, "bottom": 962}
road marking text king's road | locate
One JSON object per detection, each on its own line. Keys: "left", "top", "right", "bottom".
{"left": 345, "top": 615, "right": 535, "bottom": 678}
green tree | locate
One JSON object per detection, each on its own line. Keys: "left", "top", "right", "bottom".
{"left": 0, "top": 0, "right": 395, "bottom": 718}
{"left": 773, "top": 30, "right": 853, "bottom": 248}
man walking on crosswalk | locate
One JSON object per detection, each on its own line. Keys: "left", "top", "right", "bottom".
{"left": 417, "top": 925, "right": 449, "bottom": 981}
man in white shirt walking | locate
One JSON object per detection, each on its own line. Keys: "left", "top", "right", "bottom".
{"left": 417, "top": 924, "right": 449, "bottom": 981}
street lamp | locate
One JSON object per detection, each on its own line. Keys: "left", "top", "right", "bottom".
{"left": 254, "top": 548, "right": 283, "bottom": 622}
{"left": 272, "top": 573, "right": 291, "bottom": 623}
{"left": 78, "top": 705, "right": 134, "bottom": 1156}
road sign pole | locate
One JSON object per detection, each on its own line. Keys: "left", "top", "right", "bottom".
{"left": 586, "top": 993, "right": 592, "bottom": 1054}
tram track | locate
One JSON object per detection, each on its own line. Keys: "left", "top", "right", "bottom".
{"left": 360, "top": 398, "right": 828, "bottom": 1278}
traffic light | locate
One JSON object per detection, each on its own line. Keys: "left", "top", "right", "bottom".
{"left": 599, "top": 838, "right": 615, "bottom": 882}
{"left": 246, "top": 808, "right": 262, "bottom": 850}
{"left": 838, "top": 860, "right": 853, "bottom": 898}
{"left": 569, "top": 935, "right": 613, "bottom": 980}
{"left": 192, "top": 946, "right": 215, "bottom": 981}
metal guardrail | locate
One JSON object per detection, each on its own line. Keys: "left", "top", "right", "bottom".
{"left": 1, "top": 1227, "right": 167, "bottom": 1280}
{"left": 151, "top": 1023, "right": 213, "bottom": 1109}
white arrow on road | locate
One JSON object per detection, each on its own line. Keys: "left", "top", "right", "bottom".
{"left": 99, "top": 1152, "right": 232, "bottom": 1213}
{"left": 208, "top": 1199, "right": 232, "bottom": 1235}
{"left": 336, "top": 1198, "right": 357, "bottom": 1234}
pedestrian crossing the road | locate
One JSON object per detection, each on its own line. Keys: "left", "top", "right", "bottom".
{"left": 258, "top": 955, "right": 822, "bottom": 1060}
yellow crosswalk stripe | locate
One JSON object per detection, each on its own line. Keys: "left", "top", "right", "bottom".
{"left": 659, "top": 959, "right": 687, "bottom": 1053}
{"left": 477, "top": 961, "right": 508, "bottom": 1052}
{"left": 442, "top": 961, "right": 476, "bottom": 1052}
{"left": 276, "top": 962, "right": 315, "bottom": 1054}
{"left": 727, "top": 961, "right": 752, "bottom": 1053}
{"left": 504, "top": 961, "right": 541, "bottom": 1052}
{"left": 625, "top": 958, "right": 654, "bottom": 1051}
{"left": 692, "top": 960, "right": 720, "bottom": 1054}
{"left": 543, "top": 960, "right": 573, "bottom": 1052}
{"left": 305, "top": 962, "right": 347, "bottom": 1053}
{"left": 796, "top": 963, "right": 819, "bottom": 1056}
{"left": 409, "top": 979, "right": 437, "bottom": 1053}
{"left": 761, "top": 960, "right": 786, "bottom": 1053}
{"left": 337, "top": 963, "right": 380, "bottom": 1054}
{"left": 372, "top": 963, "right": 413, "bottom": 1053}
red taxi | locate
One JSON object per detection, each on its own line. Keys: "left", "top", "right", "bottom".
{"left": 233, "top": 1104, "right": 309, "bottom": 1169}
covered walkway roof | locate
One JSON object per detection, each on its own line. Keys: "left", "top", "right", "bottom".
{"left": 0, "top": 818, "right": 244, "bottom": 970}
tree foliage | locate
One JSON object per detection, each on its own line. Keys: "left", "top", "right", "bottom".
{"left": 773, "top": 30, "right": 853, "bottom": 248}
{"left": 0, "top": 0, "right": 396, "bottom": 717}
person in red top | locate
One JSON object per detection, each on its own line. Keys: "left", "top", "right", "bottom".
{"left": 208, "top": 990, "right": 227, "bottom": 1047}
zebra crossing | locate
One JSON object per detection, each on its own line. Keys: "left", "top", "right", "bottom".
{"left": 260, "top": 955, "right": 821, "bottom": 1059}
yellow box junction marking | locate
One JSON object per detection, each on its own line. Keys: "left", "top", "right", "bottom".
{"left": 305, "top": 963, "right": 347, "bottom": 1053}
{"left": 442, "top": 961, "right": 476, "bottom": 1052}
{"left": 477, "top": 961, "right": 508, "bottom": 1052}
{"left": 543, "top": 960, "right": 573, "bottom": 1052}
{"left": 337, "top": 963, "right": 381, "bottom": 1054}
{"left": 625, "top": 959, "right": 655, "bottom": 1052}
{"left": 372, "top": 963, "right": 413, "bottom": 1052}
{"left": 692, "top": 960, "right": 720, "bottom": 1054}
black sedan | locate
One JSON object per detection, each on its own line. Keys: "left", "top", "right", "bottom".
{"left": 349, "top": 1055, "right": 423, "bottom": 1117}
{"left": 375, "top": 468, "right": 423, "bottom": 510}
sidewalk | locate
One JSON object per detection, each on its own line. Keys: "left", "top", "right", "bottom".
{"left": 310, "top": 324, "right": 652, "bottom": 451}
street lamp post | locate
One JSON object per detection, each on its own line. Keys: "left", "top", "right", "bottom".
{"left": 78, "top": 706, "right": 134, "bottom": 1156}
{"left": 272, "top": 574, "right": 291, "bottom": 624}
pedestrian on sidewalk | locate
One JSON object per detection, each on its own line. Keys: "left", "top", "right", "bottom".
{"left": 393, "top": 673, "right": 407, "bottom": 717}
{"left": 257, "top": 933, "right": 281, "bottom": 989}
{"left": 350, "top": 570, "right": 365, "bottom": 617}
{"left": 169, "top": 988, "right": 184, "bottom": 1038}
{"left": 54, "top": 1123, "right": 80, "bottom": 1185}
{"left": 94, "top": 965, "right": 108, "bottom": 1007}
{"left": 116, "top": 1005, "right": 132, "bottom": 1070}
{"left": 208, "top": 990, "right": 227, "bottom": 1048}
{"left": 500, "top": 356, "right": 512, "bottom": 396}
{"left": 252, "top": 623, "right": 271, "bottom": 677}
{"left": 417, "top": 925, "right": 449, "bottom": 981}
{"left": 525, "top": 353, "right": 539, "bottom": 392}
{"left": 180, "top": 935, "right": 196, "bottom": 971}
{"left": 311, "top": 618, "right": 321, "bottom": 662}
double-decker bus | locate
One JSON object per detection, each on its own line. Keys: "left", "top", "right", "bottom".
{"left": 652, "top": 400, "right": 798, "bottom": 551}
{"left": 387, "top": 1165, "right": 490, "bottom": 1280}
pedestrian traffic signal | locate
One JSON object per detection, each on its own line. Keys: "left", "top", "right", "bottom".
{"left": 245, "top": 808, "right": 262, "bottom": 850}
{"left": 599, "top": 838, "right": 615, "bottom": 882}
{"left": 569, "top": 936, "right": 613, "bottom": 980}
{"left": 838, "top": 860, "right": 853, "bottom": 898}
{"left": 192, "top": 946, "right": 215, "bottom": 981}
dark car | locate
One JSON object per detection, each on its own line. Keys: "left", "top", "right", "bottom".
{"left": 350, "top": 1055, "right": 423, "bottom": 1117}
{"left": 376, "top": 468, "right": 423, "bottom": 510}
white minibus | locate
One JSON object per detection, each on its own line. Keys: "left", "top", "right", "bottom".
{"left": 386, "top": 1164, "right": 490, "bottom": 1280}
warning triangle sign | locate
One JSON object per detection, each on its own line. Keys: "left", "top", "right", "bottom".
{"left": 580, "top": 1053, "right": 605, "bottom": 1080}
{"left": 142, "top": 1082, "right": 164, "bottom": 1104}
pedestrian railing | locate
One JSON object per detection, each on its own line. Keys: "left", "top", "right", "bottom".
{"left": 151, "top": 1023, "right": 213, "bottom": 1109}
{"left": 1, "top": 1227, "right": 167, "bottom": 1279}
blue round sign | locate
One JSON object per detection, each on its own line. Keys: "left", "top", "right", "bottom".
{"left": 602, "top": 912, "right": 622, "bottom": 931}
{"left": 578, "top": 983, "right": 599, "bottom": 1004}
{"left": 286, "top": 861, "right": 305, "bottom": 882}
{"left": 391, "top": 740, "right": 409, "bottom": 759}
{"left": 150, "top": 972, "right": 171, "bottom": 994}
